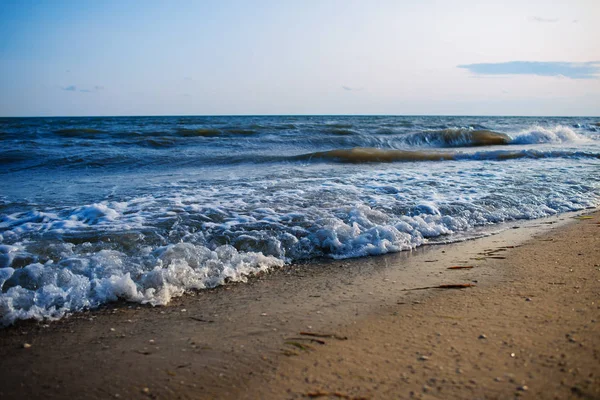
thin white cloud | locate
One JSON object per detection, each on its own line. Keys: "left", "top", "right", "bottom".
{"left": 458, "top": 61, "right": 600, "bottom": 79}
{"left": 529, "top": 16, "right": 559, "bottom": 23}
{"left": 61, "top": 85, "right": 105, "bottom": 93}
{"left": 342, "top": 86, "right": 363, "bottom": 91}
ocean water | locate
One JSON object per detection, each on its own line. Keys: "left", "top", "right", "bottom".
{"left": 1, "top": 115, "right": 599, "bottom": 326}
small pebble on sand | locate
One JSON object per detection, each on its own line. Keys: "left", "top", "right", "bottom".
{"left": 22, "top": 343, "right": 31, "bottom": 349}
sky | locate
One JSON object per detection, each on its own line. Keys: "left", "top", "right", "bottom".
{"left": 0, "top": 0, "right": 599, "bottom": 116}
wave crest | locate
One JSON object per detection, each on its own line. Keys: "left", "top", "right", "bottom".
{"left": 297, "top": 147, "right": 600, "bottom": 163}
{"left": 403, "top": 129, "right": 511, "bottom": 147}
{"left": 510, "top": 125, "right": 588, "bottom": 144}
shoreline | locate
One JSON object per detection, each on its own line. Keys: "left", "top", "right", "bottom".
{"left": 0, "top": 210, "right": 598, "bottom": 399}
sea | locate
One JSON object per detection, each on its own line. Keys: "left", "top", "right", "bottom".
{"left": 1, "top": 115, "right": 599, "bottom": 326}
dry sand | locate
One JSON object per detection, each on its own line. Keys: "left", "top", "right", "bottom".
{"left": 0, "top": 211, "right": 598, "bottom": 400}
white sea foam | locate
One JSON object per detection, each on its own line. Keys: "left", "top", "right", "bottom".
{"left": 510, "top": 125, "right": 588, "bottom": 144}
{"left": 0, "top": 244, "right": 283, "bottom": 326}
{"left": 2, "top": 117, "right": 600, "bottom": 326}
{"left": 2, "top": 182, "right": 598, "bottom": 327}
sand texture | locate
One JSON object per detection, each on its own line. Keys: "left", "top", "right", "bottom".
{"left": 0, "top": 212, "right": 598, "bottom": 399}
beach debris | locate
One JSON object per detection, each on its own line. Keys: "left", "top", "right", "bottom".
{"left": 135, "top": 350, "right": 152, "bottom": 355}
{"left": 110, "top": 327, "right": 115, "bottom": 332}
{"left": 189, "top": 316, "right": 214, "bottom": 323}
{"left": 141, "top": 387, "right": 150, "bottom": 395}
{"left": 573, "top": 216, "right": 593, "bottom": 220}
{"left": 517, "top": 385, "right": 528, "bottom": 391}
{"left": 478, "top": 334, "right": 487, "bottom": 339}
{"left": 525, "top": 297, "right": 532, "bottom": 302}
{"left": 306, "top": 390, "right": 368, "bottom": 400}
{"left": 286, "top": 336, "right": 326, "bottom": 345}
{"left": 418, "top": 355, "right": 429, "bottom": 361}
{"left": 566, "top": 333, "right": 577, "bottom": 343}
{"left": 447, "top": 266, "right": 474, "bottom": 270}
{"left": 285, "top": 341, "right": 314, "bottom": 351}
{"left": 402, "top": 283, "right": 476, "bottom": 291}
{"left": 424, "top": 260, "right": 438, "bottom": 263}
{"left": 300, "top": 331, "right": 348, "bottom": 340}
{"left": 22, "top": 343, "right": 31, "bottom": 349}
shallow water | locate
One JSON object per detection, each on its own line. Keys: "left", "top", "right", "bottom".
{"left": 1, "top": 115, "right": 599, "bottom": 325}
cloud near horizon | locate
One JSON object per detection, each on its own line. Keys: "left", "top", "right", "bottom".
{"left": 62, "top": 85, "right": 104, "bottom": 93}
{"left": 342, "top": 86, "right": 363, "bottom": 91}
{"left": 458, "top": 61, "right": 600, "bottom": 79}
{"left": 529, "top": 16, "right": 559, "bottom": 23}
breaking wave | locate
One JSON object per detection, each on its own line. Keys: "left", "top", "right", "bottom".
{"left": 2, "top": 115, "right": 599, "bottom": 326}
{"left": 398, "top": 125, "right": 588, "bottom": 148}
{"left": 297, "top": 147, "right": 600, "bottom": 163}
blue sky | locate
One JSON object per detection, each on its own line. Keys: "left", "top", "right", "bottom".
{"left": 0, "top": 0, "right": 599, "bottom": 116}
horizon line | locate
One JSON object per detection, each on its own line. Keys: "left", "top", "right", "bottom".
{"left": 1, "top": 113, "right": 599, "bottom": 119}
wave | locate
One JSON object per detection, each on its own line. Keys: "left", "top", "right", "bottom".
{"left": 395, "top": 125, "right": 592, "bottom": 148}
{"left": 402, "top": 129, "right": 512, "bottom": 147}
{"left": 299, "top": 148, "right": 455, "bottom": 163}
{"left": 297, "top": 147, "right": 600, "bottom": 163}
{"left": 224, "top": 128, "right": 258, "bottom": 135}
{"left": 510, "top": 125, "right": 588, "bottom": 144}
{"left": 175, "top": 128, "right": 221, "bottom": 137}
{"left": 0, "top": 150, "right": 31, "bottom": 164}
{"left": 2, "top": 185, "right": 598, "bottom": 326}
{"left": 54, "top": 128, "right": 105, "bottom": 137}
{"left": 325, "top": 123, "right": 354, "bottom": 129}
{"left": 326, "top": 128, "right": 357, "bottom": 135}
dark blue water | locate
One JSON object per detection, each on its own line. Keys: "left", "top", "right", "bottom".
{"left": 1, "top": 116, "right": 599, "bottom": 325}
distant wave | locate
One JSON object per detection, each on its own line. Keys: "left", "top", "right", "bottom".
{"left": 42, "top": 124, "right": 592, "bottom": 150}
{"left": 176, "top": 128, "right": 222, "bottom": 137}
{"left": 54, "top": 128, "right": 105, "bottom": 137}
{"left": 398, "top": 125, "right": 588, "bottom": 148}
{"left": 402, "top": 129, "right": 511, "bottom": 147}
{"left": 325, "top": 128, "right": 357, "bottom": 135}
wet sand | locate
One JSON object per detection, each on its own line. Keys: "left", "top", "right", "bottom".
{"left": 0, "top": 211, "right": 598, "bottom": 399}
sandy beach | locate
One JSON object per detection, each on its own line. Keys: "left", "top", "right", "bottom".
{"left": 3, "top": 2, "right": 600, "bottom": 399}
{"left": 0, "top": 211, "right": 598, "bottom": 400}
